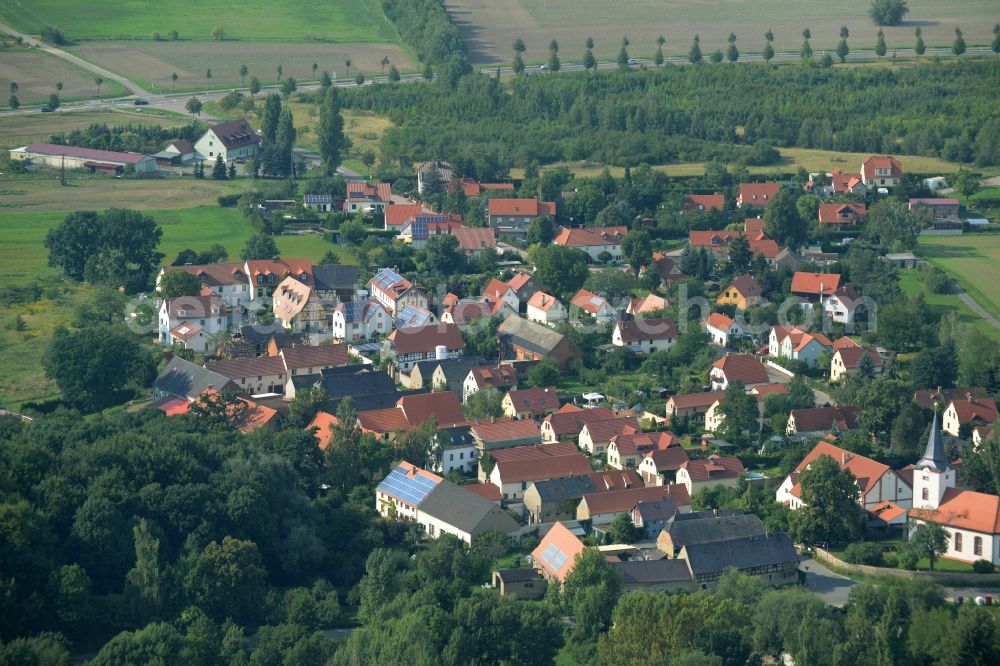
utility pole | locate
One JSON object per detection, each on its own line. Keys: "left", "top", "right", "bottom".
{"left": 60, "top": 154, "right": 66, "bottom": 186}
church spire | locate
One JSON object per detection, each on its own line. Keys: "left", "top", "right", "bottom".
{"left": 915, "top": 406, "right": 948, "bottom": 473}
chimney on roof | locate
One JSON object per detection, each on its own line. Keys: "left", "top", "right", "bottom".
{"left": 967, "top": 392, "right": 973, "bottom": 402}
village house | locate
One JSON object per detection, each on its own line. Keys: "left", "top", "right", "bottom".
{"left": 471, "top": 419, "right": 543, "bottom": 452}
{"left": 710, "top": 353, "right": 770, "bottom": 390}
{"left": 689, "top": 230, "right": 780, "bottom": 264}
{"left": 526, "top": 291, "right": 568, "bottom": 325}
{"left": 306, "top": 411, "right": 340, "bottom": 451}
{"left": 703, "top": 383, "right": 788, "bottom": 435}
{"left": 790, "top": 271, "right": 842, "bottom": 302}
{"left": 394, "top": 304, "right": 438, "bottom": 329}
{"left": 382, "top": 323, "right": 465, "bottom": 373}
{"left": 579, "top": 416, "right": 642, "bottom": 456}
{"left": 736, "top": 182, "right": 781, "bottom": 208}
{"left": 491, "top": 569, "right": 546, "bottom": 600}
{"left": 679, "top": 533, "right": 799, "bottom": 590}
{"left": 705, "top": 313, "right": 745, "bottom": 349}
{"left": 786, "top": 406, "right": 860, "bottom": 438}
{"left": 507, "top": 272, "right": 539, "bottom": 307}
{"left": 675, "top": 455, "right": 745, "bottom": 497}
{"left": 451, "top": 227, "right": 497, "bottom": 256}
{"left": 487, "top": 198, "right": 556, "bottom": 236}
{"left": 830, "top": 345, "right": 882, "bottom": 382}
{"left": 344, "top": 181, "right": 392, "bottom": 213}
{"left": 153, "top": 139, "right": 196, "bottom": 166}
{"left": 272, "top": 276, "right": 326, "bottom": 333}
{"left": 206, "top": 343, "right": 349, "bottom": 396}
{"left": 910, "top": 412, "right": 1000, "bottom": 566}
{"left": 717, "top": 274, "right": 763, "bottom": 310}
{"left": 532, "top": 522, "right": 587, "bottom": 582}
{"left": 484, "top": 443, "right": 591, "bottom": 501}
{"left": 630, "top": 500, "right": 681, "bottom": 540}
{"left": 376, "top": 461, "right": 519, "bottom": 544}
{"left": 384, "top": 204, "right": 435, "bottom": 231}
{"left": 463, "top": 365, "right": 519, "bottom": 403}
{"left": 942, "top": 393, "right": 998, "bottom": 438}
{"left": 498, "top": 315, "right": 581, "bottom": 370}
{"left": 158, "top": 294, "right": 226, "bottom": 353}
{"left": 577, "top": 484, "right": 691, "bottom": 526}
{"left": 418, "top": 357, "right": 486, "bottom": 393}
{"left": 909, "top": 198, "right": 961, "bottom": 220}
{"left": 684, "top": 193, "right": 726, "bottom": 212}
{"left": 311, "top": 265, "right": 359, "bottom": 305}
{"left": 501, "top": 387, "right": 560, "bottom": 421}
{"left": 818, "top": 203, "right": 867, "bottom": 232}
{"left": 628, "top": 293, "right": 669, "bottom": 316}
{"left": 331, "top": 300, "right": 391, "bottom": 342}
{"left": 483, "top": 278, "right": 521, "bottom": 313}
{"left": 657, "top": 510, "right": 765, "bottom": 557}
{"left": 607, "top": 431, "right": 678, "bottom": 470}
{"left": 158, "top": 263, "right": 250, "bottom": 312}
{"left": 415, "top": 160, "right": 453, "bottom": 194}
{"left": 397, "top": 216, "right": 459, "bottom": 249}
{"left": 153, "top": 356, "right": 238, "bottom": 402}
{"left": 302, "top": 193, "right": 333, "bottom": 212}
{"left": 861, "top": 155, "right": 903, "bottom": 188}
{"left": 244, "top": 258, "right": 313, "bottom": 307}
{"left": 433, "top": 425, "right": 478, "bottom": 476}
{"left": 637, "top": 445, "right": 691, "bottom": 487}
{"left": 914, "top": 387, "right": 990, "bottom": 411}
{"left": 776, "top": 440, "right": 912, "bottom": 510}
{"left": 768, "top": 325, "right": 833, "bottom": 368}
{"left": 289, "top": 364, "right": 399, "bottom": 407}
{"left": 823, "top": 284, "right": 865, "bottom": 326}
{"left": 649, "top": 252, "right": 687, "bottom": 287}
{"left": 541, "top": 404, "right": 618, "bottom": 442}
{"left": 809, "top": 168, "right": 866, "bottom": 197}
{"left": 194, "top": 118, "right": 259, "bottom": 163}
{"left": 523, "top": 470, "right": 642, "bottom": 524}
{"left": 368, "top": 267, "right": 428, "bottom": 316}
{"left": 552, "top": 226, "right": 629, "bottom": 263}
{"left": 665, "top": 391, "right": 726, "bottom": 426}
{"left": 612, "top": 315, "right": 677, "bottom": 354}
{"left": 358, "top": 391, "right": 466, "bottom": 440}
{"left": 571, "top": 289, "right": 615, "bottom": 321}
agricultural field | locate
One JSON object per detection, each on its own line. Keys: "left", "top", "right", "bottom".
{"left": 899, "top": 265, "right": 1000, "bottom": 344}
{"left": 0, "top": 107, "right": 189, "bottom": 148}
{"left": 0, "top": 176, "right": 250, "bottom": 212}
{"left": 69, "top": 41, "right": 413, "bottom": 93}
{"left": 916, "top": 233, "right": 1000, "bottom": 322}
{"left": 0, "top": 42, "right": 125, "bottom": 106}
{"left": 0, "top": 0, "right": 399, "bottom": 43}
{"left": 446, "top": 0, "right": 1000, "bottom": 64}
{"left": 510, "top": 147, "right": 963, "bottom": 179}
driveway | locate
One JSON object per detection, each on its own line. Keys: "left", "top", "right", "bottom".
{"left": 800, "top": 557, "right": 856, "bottom": 607}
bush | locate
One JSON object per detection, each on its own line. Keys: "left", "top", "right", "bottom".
{"left": 218, "top": 194, "right": 240, "bottom": 207}
{"left": 897, "top": 547, "right": 919, "bottom": 570}
{"left": 40, "top": 26, "right": 66, "bottom": 45}
{"left": 843, "top": 542, "right": 885, "bottom": 566}
{"left": 973, "top": 559, "right": 995, "bottom": 574}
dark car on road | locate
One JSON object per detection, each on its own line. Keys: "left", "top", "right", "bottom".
{"left": 133, "top": 98, "right": 149, "bottom": 105}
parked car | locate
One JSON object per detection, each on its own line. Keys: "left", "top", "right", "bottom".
{"left": 627, "top": 58, "right": 639, "bottom": 65}
{"left": 133, "top": 98, "right": 149, "bottom": 105}
{"left": 539, "top": 64, "right": 549, "bottom": 71}
{"left": 40, "top": 106, "right": 52, "bottom": 112}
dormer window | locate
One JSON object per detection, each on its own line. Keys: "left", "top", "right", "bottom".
{"left": 256, "top": 275, "right": 263, "bottom": 285}
{"left": 300, "top": 272, "right": 307, "bottom": 282}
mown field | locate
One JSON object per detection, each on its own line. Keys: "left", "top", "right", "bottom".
{"left": 0, "top": 0, "right": 399, "bottom": 43}
{"left": 447, "top": 0, "right": 1000, "bottom": 64}
{"left": 510, "top": 147, "right": 964, "bottom": 179}
{"left": 0, "top": 176, "right": 249, "bottom": 212}
{"left": 0, "top": 42, "right": 126, "bottom": 106}
{"left": 68, "top": 41, "right": 414, "bottom": 93}
{"left": 916, "top": 233, "right": 1000, "bottom": 322}
{"left": 899, "top": 268, "right": 1000, "bottom": 344}
{"left": 0, "top": 107, "right": 189, "bottom": 148}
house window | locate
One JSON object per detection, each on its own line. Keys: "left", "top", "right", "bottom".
{"left": 921, "top": 488, "right": 929, "bottom": 501}
{"left": 955, "top": 532, "right": 963, "bottom": 552}
{"left": 974, "top": 536, "right": 983, "bottom": 556}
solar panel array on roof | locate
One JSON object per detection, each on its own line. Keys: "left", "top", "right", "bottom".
{"left": 341, "top": 300, "right": 366, "bottom": 323}
{"left": 373, "top": 268, "right": 405, "bottom": 291}
{"left": 410, "top": 218, "right": 428, "bottom": 241}
{"left": 376, "top": 465, "right": 441, "bottom": 506}
{"left": 590, "top": 296, "right": 602, "bottom": 306}
{"left": 304, "top": 194, "right": 333, "bottom": 203}
{"left": 352, "top": 342, "right": 382, "bottom": 352}
{"left": 541, "top": 543, "right": 567, "bottom": 571}
{"left": 395, "top": 305, "right": 432, "bottom": 328}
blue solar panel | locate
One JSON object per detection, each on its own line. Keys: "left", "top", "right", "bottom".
{"left": 410, "top": 218, "right": 428, "bottom": 241}
{"left": 377, "top": 465, "right": 440, "bottom": 506}
{"left": 541, "top": 543, "right": 567, "bottom": 571}
{"left": 395, "top": 305, "right": 432, "bottom": 328}
{"left": 341, "top": 300, "right": 366, "bottom": 323}
{"left": 373, "top": 268, "right": 404, "bottom": 291}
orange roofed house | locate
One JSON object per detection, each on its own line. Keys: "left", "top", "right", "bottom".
{"left": 684, "top": 193, "right": 725, "bottom": 212}
{"left": 709, "top": 353, "right": 770, "bottom": 390}
{"left": 532, "top": 521, "right": 587, "bottom": 582}
{"left": 553, "top": 226, "right": 629, "bottom": 263}
{"left": 382, "top": 323, "right": 465, "bottom": 372}
{"left": 498, "top": 315, "right": 581, "bottom": 370}
{"left": 368, "top": 267, "right": 428, "bottom": 315}
{"left": 502, "top": 387, "right": 561, "bottom": 421}
{"left": 860, "top": 156, "right": 903, "bottom": 188}
{"left": 818, "top": 203, "right": 866, "bottom": 232}
{"left": 717, "top": 274, "right": 763, "bottom": 310}
{"left": 344, "top": 181, "right": 392, "bottom": 213}
{"left": 483, "top": 442, "right": 591, "bottom": 500}
{"left": 776, "top": 440, "right": 912, "bottom": 510}
{"left": 790, "top": 271, "right": 842, "bottom": 303}
{"left": 244, "top": 258, "right": 313, "bottom": 306}
{"left": 488, "top": 198, "right": 556, "bottom": 236}
{"left": 737, "top": 182, "right": 781, "bottom": 208}
{"left": 577, "top": 484, "right": 691, "bottom": 525}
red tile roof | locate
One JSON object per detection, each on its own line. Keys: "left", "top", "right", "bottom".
{"left": 680, "top": 455, "right": 745, "bottom": 482}
{"left": 25, "top": 142, "right": 150, "bottom": 164}
{"left": 504, "top": 387, "right": 560, "bottom": 415}
{"left": 790, "top": 407, "right": 860, "bottom": 434}
{"left": 470, "top": 365, "right": 519, "bottom": 390}
{"left": 582, "top": 417, "right": 642, "bottom": 444}
{"left": 553, "top": 226, "right": 628, "bottom": 248}
{"left": 494, "top": 451, "right": 592, "bottom": 484}
{"left": 246, "top": 258, "right": 312, "bottom": 281}
{"left": 346, "top": 181, "right": 392, "bottom": 203}
{"left": 168, "top": 262, "right": 246, "bottom": 287}
{"left": 307, "top": 411, "right": 340, "bottom": 450}
{"left": 357, "top": 407, "right": 411, "bottom": 434}
{"left": 208, "top": 119, "right": 260, "bottom": 149}
{"left": 911, "top": 489, "right": 1000, "bottom": 535}
{"left": 914, "top": 387, "right": 989, "bottom": 410}
{"left": 832, "top": 336, "right": 862, "bottom": 351}
{"left": 527, "top": 291, "right": 563, "bottom": 312}
{"left": 384, "top": 204, "right": 433, "bottom": 227}
{"left": 748, "top": 238, "right": 780, "bottom": 259}
{"left": 706, "top": 312, "right": 735, "bottom": 332}
{"left": 689, "top": 230, "right": 744, "bottom": 248}
{"left": 685, "top": 194, "right": 725, "bottom": 211}
{"left": 831, "top": 172, "right": 864, "bottom": 193}
{"left": 387, "top": 323, "right": 465, "bottom": 354}
{"left": 508, "top": 272, "right": 535, "bottom": 293}
{"left": 818, "top": 203, "right": 866, "bottom": 225}
{"left": 835, "top": 346, "right": 882, "bottom": 370}
{"left": 726, "top": 274, "right": 762, "bottom": 299}
{"left": 861, "top": 156, "right": 903, "bottom": 181}
{"left": 586, "top": 469, "right": 644, "bottom": 491}
{"left": 738, "top": 182, "right": 780, "bottom": 205}
{"left": 571, "top": 289, "right": 610, "bottom": 315}
{"left": 462, "top": 483, "right": 502, "bottom": 502}
{"left": 446, "top": 300, "right": 493, "bottom": 326}
{"left": 544, "top": 405, "right": 617, "bottom": 438}
{"left": 667, "top": 391, "right": 726, "bottom": 411}
{"left": 643, "top": 445, "right": 691, "bottom": 471}
{"left": 398, "top": 391, "right": 465, "bottom": 427}
{"left": 947, "top": 396, "right": 998, "bottom": 425}
{"left": 616, "top": 317, "right": 677, "bottom": 343}
{"left": 711, "top": 353, "right": 769, "bottom": 385}
{"left": 452, "top": 227, "right": 497, "bottom": 252}
{"left": 492, "top": 442, "right": 578, "bottom": 462}
{"left": 149, "top": 395, "right": 192, "bottom": 416}
{"left": 483, "top": 278, "right": 512, "bottom": 302}
{"left": 791, "top": 441, "right": 889, "bottom": 498}
{"left": 472, "top": 418, "right": 542, "bottom": 444}
{"left": 581, "top": 484, "right": 691, "bottom": 517}
{"left": 629, "top": 293, "right": 668, "bottom": 314}
{"left": 488, "top": 198, "right": 555, "bottom": 217}
{"left": 909, "top": 197, "right": 960, "bottom": 206}
{"left": 611, "top": 431, "right": 677, "bottom": 457}
{"left": 532, "top": 521, "right": 586, "bottom": 582}
{"left": 791, "top": 272, "right": 842, "bottom": 296}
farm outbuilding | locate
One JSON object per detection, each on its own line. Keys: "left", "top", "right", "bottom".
{"left": 10, "top": 143, "right": 157, "bottom": 175}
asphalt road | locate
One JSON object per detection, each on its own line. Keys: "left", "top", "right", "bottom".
{"left": 800, "top": 557, "right": 857, "bottom": 607}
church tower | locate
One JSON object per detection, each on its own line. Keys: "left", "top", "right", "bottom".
{"left": 912, "top": 408, "right": 955, "bottom": 509}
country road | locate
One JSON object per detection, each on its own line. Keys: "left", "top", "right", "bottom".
{"left": 956, "top": 290, "right": 1000, "bottom": 331}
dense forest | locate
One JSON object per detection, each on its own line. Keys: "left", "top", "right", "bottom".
{"left": 341, "top": 60, "right": 1000, "bottom": 177}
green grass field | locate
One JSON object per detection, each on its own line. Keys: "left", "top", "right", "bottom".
{"left": 899, "top": 268, "right": 1000, "bottom": 343}
{"left": 0, "top": 0, "right": 398, "bottom": 43}
{"left": 916, "top": 234, "right": 1000, "bottom": 322}
{"left": 449, "top": 0, "right": 1000, "bottom": 64}
{"left": 0, "top": 107, "right": 190, "bottom": 148}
